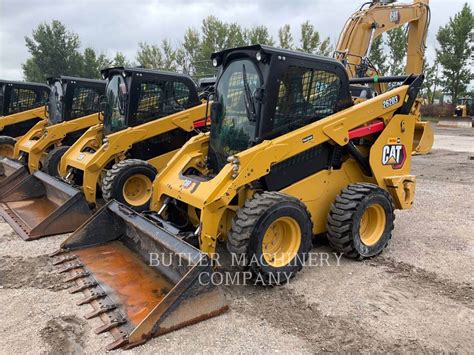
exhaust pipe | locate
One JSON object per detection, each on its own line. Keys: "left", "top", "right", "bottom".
{"left": 51, "top": 201, "right": 228, "bottom": 350}
{"left": 0, "top": 171, "right": 92, "bottom": 240}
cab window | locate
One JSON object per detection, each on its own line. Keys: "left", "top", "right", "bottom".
{"left": 273, "top": 66, "right": 341, "bottom": 133}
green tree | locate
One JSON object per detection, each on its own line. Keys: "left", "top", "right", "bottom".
{"left": 179, "top": 28, "right": 201, "bottom": 75}
{"left": 136, "top": 42, "right": 163, "bottom": 69}
{"left": 22, "top": 20, "right": 83, "bottom": 81}
{"left": 436, "top": 3, "right": 473, "bottom": 102}
{"left": 386, "top": 27, "right": 407, "bottom": 76}
{"left": 112, "top": 52, "right": 130, "bottom": 67}
{"left": 368, "top": 35, "right": 388, "bottom": 75}
{"left": 247, "top": 25, "right": 274, "bottom": 46}
{"left": 80, "top": 48, "right": 103, "bottom": 79}
{"left": 298, "top": 21, "right": 332, "bottom": 56}
{"left": 278, "top": 24, "right": 293, "bottom": 49}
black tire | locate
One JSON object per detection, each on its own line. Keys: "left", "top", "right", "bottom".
{"left": 326, "top": 183, "right": 395, "bottom": 260}
{"left": 0, "top": 136, "right": 16, "bottom": 158}
{"left": 101, "top": 159, "right": 157, "bottom": 212}
{"left": 227, "top": 191, "right": 313, "bottom": 285}
{"left": 42, "top": 145, "right": 70, "bottom": 176}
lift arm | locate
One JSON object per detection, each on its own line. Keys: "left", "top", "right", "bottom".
{"left": 335, "top": 0, "right": 430, "bottom": 78}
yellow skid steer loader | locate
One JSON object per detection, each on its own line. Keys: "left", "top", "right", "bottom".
{"left": 0, "top": 79, "right": 50, "bottom": 157}
{"left": 0, "top": 76, "right": 105, "bottom": 202}
{"left": 52, "top": 45, "right": 428, "bottom": 349}
{"left": 0, "top": 68, "right": 209, "bottom": 240}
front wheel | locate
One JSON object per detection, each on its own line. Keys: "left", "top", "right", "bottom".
{"left": 101, "top": 159, "right": 157, "bottom": 212}
{"left": 0, "top": 136, "right": 16, "bottom": 158}
{"left": 227, "top": 191, "right": 313, "bottom": 285}
{"left": 42, "top": 145, "right": 70, "bottom": 176}
{"left": 326, "top": 183, "right": 395, "bottom": 259}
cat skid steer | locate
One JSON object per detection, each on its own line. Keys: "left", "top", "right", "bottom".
{"left": 0, "top": 76, "right": 105, "bottom": 200}
{"left": 52, "top": 45, "right": 427, "bottom": 349}
{"left": 0, "top": 79, "right": 50, "bottom": 158}
{"left": 0, "top": 68, "right": 209, "bottom": 240}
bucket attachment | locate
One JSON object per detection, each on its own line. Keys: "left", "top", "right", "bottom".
{"left": 0, "top": 158, "right": 30, "bottom": 198}
{"left": 0, "top": 171, "right": 92, "bottom": 240}
{"left": 51, "top": 201, "right": 228, "bottom": 350}
{"left": 437, "top": 117, "right": 472, "bottom": 129}
{"left": 412, "top": 121, "right": 434, "bottom": 155}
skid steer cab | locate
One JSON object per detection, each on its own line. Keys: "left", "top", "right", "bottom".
{"left": 0, "top": 68, "right": 209, "bottom": 240}
{"left": 0, "top": 80, "right": 50, "bottom": 157}
{"left": 52, "top": 45, "right": 425, "bottom": 349}
{"left": 10, "top": 76, "right": 105, "bottom": 174}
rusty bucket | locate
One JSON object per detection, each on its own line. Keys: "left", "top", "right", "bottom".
{"left": 0, "top": 170, "right": 92, "bottom": 240}
{"left": 0, "top": 158, "right": 29, "bottom": 198}
{"left": 51, "top": 201, "right": 228, "bottom": 350}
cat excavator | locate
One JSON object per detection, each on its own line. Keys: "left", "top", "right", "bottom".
{"left": 52, "top": 45, "right": 426, "bottom": 349}
{"left": 335, "top": 0, "right": 434, "bottom": 154}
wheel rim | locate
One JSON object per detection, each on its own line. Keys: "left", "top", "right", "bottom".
{"left": 359, "top": 203, "right": 386, "bottom": 246}
{"left": 0, "top": 144, "right": 14, "bottom": 158}
{"left": 262, "top": 216, "right": 301, "bottom": 267}
{"left": 122, "top": 174, "right": 153, "bottom": 207}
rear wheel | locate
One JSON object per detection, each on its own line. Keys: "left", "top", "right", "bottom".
{"left": 227, "top": 191, "right": 313, "bottom": 285}
{"left": 42, "top": 145, "right": 70, "bottom": 176}
{"left": 101, "top": 159, "right": 157, "bottom": 211}
{"left": 326, "top": 183, "right": 395, "bottom": 259}
{"left": 0, "top": 136, "right": 16, "bottom": 158}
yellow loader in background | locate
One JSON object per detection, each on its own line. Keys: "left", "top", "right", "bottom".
{"left": 0, "top": 68, "right": 210, "bottom": 240}
{"left": 0, "top": 80, "right": 50, "bottom": 157}
{"left": 438, "top": 98, "right": 473, "bottom": 128}
{"left": 52, "top": 45, "right": 427, "bottom": 349}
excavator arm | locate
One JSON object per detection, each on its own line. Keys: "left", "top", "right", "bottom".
{"left": 335, "top": 0, "right": 430, "bottom": 78}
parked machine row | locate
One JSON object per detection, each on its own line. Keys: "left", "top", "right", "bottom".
{"left": 0, "top": 0, "right": 440, "bottom": 350}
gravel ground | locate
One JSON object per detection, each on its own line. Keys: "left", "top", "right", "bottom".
{"left": 0, "top": 125, "right": 472, "bottom": 353}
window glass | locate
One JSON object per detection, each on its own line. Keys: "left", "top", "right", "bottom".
{"left": 210, "top": 59, "right": 261, "bottom": 170}
{"left": 70, "top": 86, "right": 102, "bottom": 119}
{"left": 273, "top": 66, "right": 340, "bottom": 132}
{"left": 173, "top": 82, "right": 191, "bottom": 107}
{"left": 133, "top": 80, "right": 191, "bottom": 126}
{"left": 48, "top": 81, "right": 64, "bottom": 124}
{"left": 103, "top": 75, "right": 127, "bottom": 134}
{"left": 8, "top": 88, "right": 40, "bottom": 114}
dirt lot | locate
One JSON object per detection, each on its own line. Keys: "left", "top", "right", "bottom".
{"left": 0, "top": 125, "right": 473, "bottom": 353}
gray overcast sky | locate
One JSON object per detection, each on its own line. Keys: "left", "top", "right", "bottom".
{"left": 0, "top": 0, "right": 470, "bottom": 80}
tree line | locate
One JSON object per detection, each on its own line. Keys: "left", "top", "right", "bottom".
{"left": 22, "top": 3, "right": 473, "bottom": 102}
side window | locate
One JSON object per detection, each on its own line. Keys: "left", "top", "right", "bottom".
{"left": 274, "top": 66, "right": 341, "bottom": 132}
{"left": 173, "top": 82, "right": 191, "bottom": 107}
{"left": 134, "top": 80, "right": 191, "bottom": 126}
{"left": 8, "top": 88, "right": 41, "bottom": 114}
{"left": 135, "top": 82, "right": 165, "bottom": 125}
{"left": 70, "top": 86, "right": 102, "bottom": 119}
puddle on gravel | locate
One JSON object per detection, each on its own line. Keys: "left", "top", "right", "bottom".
{"left": 0, "top": 255, "right": 69, "bottom": 291}
{"left": 40, "top": 316, "right": 87, "bottom": 353}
